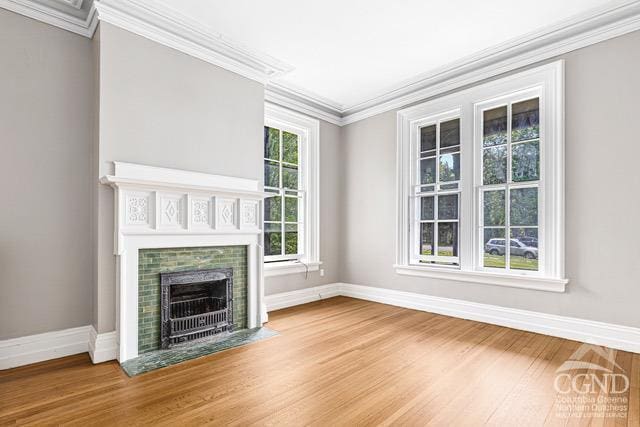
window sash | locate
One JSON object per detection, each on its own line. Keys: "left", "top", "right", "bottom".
{"left": 410, "top": 111, "right": 461, "bottom": 266}
{"left": 264, "top": 125, "right": 304, "bottom": 262}
{"left": 475, "top": 89, "right": 544, "bottom": 276}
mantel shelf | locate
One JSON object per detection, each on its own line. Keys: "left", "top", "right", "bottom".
{"left": 100, "top": 175, "right": 270, "bottom": 199}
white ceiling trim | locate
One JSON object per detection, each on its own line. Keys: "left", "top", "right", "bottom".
{"left": 339, "top": 0, "right": 640, "bottom": 125}
{"left": 0, "top": 0, "right": 97, "bottom": 37}
{"left": 268, "top": 0, "right": 640, "bottom": 126}
{"left": 58, "top": 0, "right": 83, "bottom": 10}
{"left": 265, "top": 82, "right": 343, "bottom": 126}
{"left": 94, "top": 0, "right": 294, "bottom": 84}
{"left": 3, "top": 0, "right": 640, "bottom": 126}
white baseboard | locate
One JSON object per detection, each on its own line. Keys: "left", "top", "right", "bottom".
{"left": 265, "top": 283, "right": 341, "bottom": 312}
{"left": 268, "top": 282, "right": 640, "bottom": 354}
{"left": 0, "top": 326, "right": 91, "bottom": 370}
{"left": 89, "top": 327, "right": 118, "bottom": 364}
{"left": 0, "top": 325, "right": 119, "bottom": 370}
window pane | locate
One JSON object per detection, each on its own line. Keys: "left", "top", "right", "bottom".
{"left": 440, "top": 118, "right": 460, "bottom": 148}
{"left": 510, "top": 187, "right": 538, "bottom": 226}
{"left": 265, "top": 223, "right": 282, "bottom": 256}
{"left": 264, "top": 196, "right": 281, "bottom": 222}
{"left": 420, "top": 157, "right": 436, "bottom": 184}
{"left": 264, "top": 127, "right": 280, "bottom": 160}
{"left": 483, "top": 190, "right": 505, "bottom": 226}
{"left": 285, "top": 224, "right": 298, "bottom": 255}
{"left": 512, "top": 98, "right": 539, "bottom": 142}
{"left": 284, "top": 196, "right": 298, "bottom": 222}
{"left": 483, "top": 228, "right": 506, "bottom": 268}
{"left": 439, "top": 152, "right": 460, "bottom": 182}
{"left": 512, "top": 140, "right": 540, "bottom": 182}
{"left": 483, "top": 106, "right": 507, "bottom": 147}
{"left": 438, "top": 194, "right": 458, "bottom": 220}
{"left": 483, "top": 146, "right": 507, "bottom": 184}
{"left": 420, "top": 223, "right": 434, "bottom": 255}
{"left": 510, "top": 228, "right": 539, "bottom": 271}
{"left": 421, "top": 125, "right": 436, "bottom": 153}
{"left": 264, "top": 160, "right": 279, "bottom": 188}
{"left": 437, "top": 222, "right": 458, "bottom": 257}
{"left": 282, "top": 164, "right": 298, "bottom": 189}
{"left": 421, "top": 196, "right": 434, "bottom": 220}
{"left": 440, "top": 183, "right": 458, "bottom": 191}
{"left": 283, "top": 131, "right": 298, "bottom": 164}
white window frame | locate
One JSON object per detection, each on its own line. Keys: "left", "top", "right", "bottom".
{"left": 264, "top": 103, "right": 320, "bottom": 277}
{"left": 395, "top": 61, "right": 567, "bottom": 292}
{"left": 410, "top": 109, "right": 462, "bottom": 267}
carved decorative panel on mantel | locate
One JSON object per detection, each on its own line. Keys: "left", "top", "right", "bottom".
{"left": 100, "top": 162, "right": 268, "bottom": 255}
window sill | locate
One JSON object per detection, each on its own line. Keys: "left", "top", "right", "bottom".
{"left": 264, "top": 261, "right": 322, "bottom": 277}
{"left": 393, "top": 264, "right": 568, "bottom": 293}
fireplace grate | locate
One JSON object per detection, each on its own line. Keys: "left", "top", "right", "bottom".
{"left": 160, "top": 268, "right": 234, "bottom": 349}
{"left": 171, "top": 296, "right": 225, "bottom": 318}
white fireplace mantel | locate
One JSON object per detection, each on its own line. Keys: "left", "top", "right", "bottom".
{"left": 100, "top": 162, "right": 269, "bottom": 362}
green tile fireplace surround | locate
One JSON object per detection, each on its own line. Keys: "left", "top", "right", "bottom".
{"left": 138, "top": 246, "right": 247, "bottom": 354}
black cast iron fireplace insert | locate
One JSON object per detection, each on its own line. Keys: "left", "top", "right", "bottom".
{"left": 160, "top": 268, "right": 233, "bottom": 349}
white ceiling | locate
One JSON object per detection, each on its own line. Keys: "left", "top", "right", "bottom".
{"left": 161, "top": 0, "right": 614, "bottom": 109}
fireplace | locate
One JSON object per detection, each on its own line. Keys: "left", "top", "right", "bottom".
{"left": 160, "top": 268, "right": 233, "bottom": 349}
{"left": 101, "top": 161, "right": 266, "bottom": 362}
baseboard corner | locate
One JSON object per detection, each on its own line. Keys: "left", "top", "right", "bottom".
{"left": 88, "top": 326, "right": 118, "bottom": 364}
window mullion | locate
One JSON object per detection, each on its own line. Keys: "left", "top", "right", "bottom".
{"left": 505, "top": 103, "right": 512, "bottom": 271}
{"left": 279, "top": 130, "right": 285, "bottom": 256}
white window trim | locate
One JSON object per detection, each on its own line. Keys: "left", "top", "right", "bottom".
{"left": 395, "top": 61, "right": 567, "bottom": 292}
{"left": 264, "top": 103, "right": 320, "bottom": 276}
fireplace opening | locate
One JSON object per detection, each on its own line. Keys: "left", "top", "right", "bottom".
{"left": 160, "top": 268, "right": 233, "bottom": 349}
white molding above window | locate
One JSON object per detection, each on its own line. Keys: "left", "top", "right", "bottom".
{"left": 264, "top": 103, "right": 320, "bottom": 277}
{"left": 396, "top": 61, "right": 567, "bottom": 292}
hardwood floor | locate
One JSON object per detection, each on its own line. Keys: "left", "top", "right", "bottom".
{"left": 1, "top": 296, "right": 638, "bottom": 426}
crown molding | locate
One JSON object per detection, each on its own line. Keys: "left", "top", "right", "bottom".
{"left": 0, "top": 0, "right": 97, "bottom": 37}
{"left": 4, "top": 0, "right": 639, "bottom": 125}
{"left": 58, "top": 0, "right": 83, "bottom": 10}
{"left": 94, "top": 0, "right": 294, "bottom": 84}
{"left": 338, "top": 0, "right": 640, "bottom": 125}
{"left": 265, "top": 82, "right": 343, "bottom": 126}
{"left": 266, "top": 0, "right": 640, "bottom": 126}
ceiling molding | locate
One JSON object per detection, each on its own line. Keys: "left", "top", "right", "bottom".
{"left": 266, "top": 0, "right": 640, "bottom": 126}
{"left": 94, "top": 0, "right": 294, "bottom": 84}
{"left": 265, "top": 82, "right": 343, "bottom": 126}
{"left": 3, "top": 0, "right": 640, "bottom": 126}
{"left": 0, "top": 0, "right": 97, "bottom": 37}
{"left": 58, "top": 0, "right": 83, "bottom": 10}
{"left": 338, "top": 0, "right": 640, "bottom": 125}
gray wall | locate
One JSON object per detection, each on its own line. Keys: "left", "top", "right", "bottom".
{"left": 0, "top": 9, "right": 94, "bottom": 339}
{"left": 265, "top": 120, "right": 342, "bottom": 295}
{"left": 340, "top": 30, "right": 640, "bottom": 328}
{"left": 93, "top": 23, "right": 265, "bottom": 332}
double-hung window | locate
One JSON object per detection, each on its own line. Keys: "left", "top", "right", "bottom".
{"left": 478, "top": 95, "right": 541, "bottom": 272}
{"left": 415, "top": 114, "right": 461, "bottom": 266}
{"left": 264, "top": 125, "right": 303, "bottom": 261}
{"left": 263, "top": 104, "right": 320, "bottom": 276}
{"left": 396, "top": 61, "right": 567, "bottom": 291}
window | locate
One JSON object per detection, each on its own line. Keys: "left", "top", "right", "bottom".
{"left": 415, "top": 115, "right": 461, "bottom": 265}
{"left": 264, "top": 104, "right": 320, "bottom": 276}
{"left": 479, "top": 97, "right": 540, "bottom": 273}
{"left": 396, "top": 61, "right": 566, "bottom": 291}
{"left": 264, "top": 126, "right": 303, "bottom": 260}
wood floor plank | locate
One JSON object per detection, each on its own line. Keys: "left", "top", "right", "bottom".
{"left": 0, "top": 296, "right": 637, "bottom": 426}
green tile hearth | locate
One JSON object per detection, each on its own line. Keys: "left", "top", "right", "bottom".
{"left": 121, "top": 327, "right": 279, "bottom": 377}
{"left": 138, "top": 246, "right": 247, "bottom": 354}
